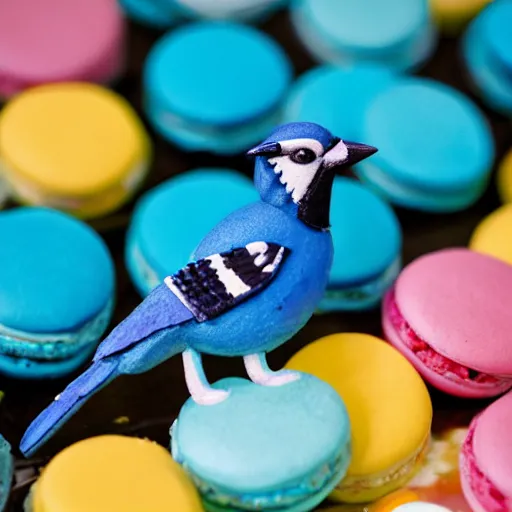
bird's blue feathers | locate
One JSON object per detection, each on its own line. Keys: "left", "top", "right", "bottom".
{"left": 20, "top": 359, "right": 118, "bottom": 457}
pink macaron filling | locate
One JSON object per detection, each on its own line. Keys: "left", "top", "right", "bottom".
{"left": 461, "top": 416, "right": 508, "bottom": 512}
{"left": 385, "top": 288, "right": 506, "bottom": 386}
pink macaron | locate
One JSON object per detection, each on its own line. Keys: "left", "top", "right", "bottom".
{"left": 0, "top": 0, "right": 125, "bottom": 99}
{"left": 382, "top": 248, "right": 512, "bottom": 398}
{"left": 460, "top": 391, "right": 512, "bottom": 512}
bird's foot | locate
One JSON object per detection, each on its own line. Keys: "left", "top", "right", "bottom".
{"left": 244, "top": 353, "right": 300, "bottom": 387}
{"left": 182, "top": 348, "right": 230, "bottom": 406}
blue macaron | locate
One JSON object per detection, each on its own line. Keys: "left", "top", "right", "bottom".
{"left": 291, "top": 0, "right": 437, "bottom": 71}
{"left": 463, "top": 0, "right": 512, "bottom": 115}
{"left": 0, "top": 207, "right": 115, "bottom": 379}
{"left": 171, "top": 374, "right": 351, "bottom": 512}
{"left": 126, "top": 169, "right": 259, "bottom": 296}
{"left": 320, "top": 177, "right": 401, "bottom": 312}
{"left": 144, "top": 22, "right": 292, "bottom": 154}
{"left": 283, "top": 64, "right": 398, "bottom": 142}
{"left": 172, "top": 0, "right": 285, "bottom": 22}
{"left": 356, "top": 78, "right": 494, "bottom": 212}
{"left": 118, "top": 0, "right": 181, "bottom": 28}
{"left": 0, "top": 435, "right": 12, "bottom": 512}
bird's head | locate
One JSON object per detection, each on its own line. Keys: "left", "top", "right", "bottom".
{"left": 247, "top": 122, "right": 377, "bottom": 231}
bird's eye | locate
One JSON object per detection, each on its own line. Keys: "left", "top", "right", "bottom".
{"left": 290, "top": 148, "right": 316, "bottom": 164}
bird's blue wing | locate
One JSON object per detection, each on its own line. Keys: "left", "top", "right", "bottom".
{"left": 94, "top": 242, "right": 290, "bottom": 361}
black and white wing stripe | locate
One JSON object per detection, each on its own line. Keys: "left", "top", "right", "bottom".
{"left": 165, "top": 242, "right": 290, "bottom": 322}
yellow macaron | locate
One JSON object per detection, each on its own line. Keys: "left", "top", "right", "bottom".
{"left": 29, "top": 435, "right": 203, "bottom": 512}
{"left": 286, "top": 333, "right": 432, "bottom": 504}
{"left": 429, "top": 0, "right": 491, "bottom": 33}
{"left": 0, "top": 83, "right": 151, "bottom": 219}
{"left": 497, "top": 149, "right": 512, "bottom": 204}
{"left": 470, "top": 203, "right": 512, "bottom": 265}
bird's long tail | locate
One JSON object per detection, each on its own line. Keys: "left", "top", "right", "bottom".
{"left": 20, "top": 359, "right": 118, "bottom": 457}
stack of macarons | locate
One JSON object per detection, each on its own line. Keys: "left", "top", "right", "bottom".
{"left": 291, "top": 0, "right": 437, "bottom": 71}
{"left": 0, "top": 83, "right": 151, "bottom": 219}
{"left": 143, "top": 22, "right": 292, "bottom": 154}
{"left": 0, "top": 0, "right": 125, "bottom": 99}
{"left": 462, "top": 0, "right": 512, "bottom": 116}
{"left": 0, "top": 207, "right": 115, "bottom": 379}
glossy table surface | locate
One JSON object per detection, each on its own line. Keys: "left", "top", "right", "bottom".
{"left": 0, "top": 7, "right": 510, "bottom": 511}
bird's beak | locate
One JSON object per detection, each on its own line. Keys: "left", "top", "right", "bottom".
{"left": 323, "top": 139, "right": 378, "bottom": 170}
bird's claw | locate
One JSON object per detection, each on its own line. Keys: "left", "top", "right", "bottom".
{"left": 253, "top": 369, "right": 301, "bottom": 387}
{"left": 192, "top": 388, "right": 231, "bottom": 406}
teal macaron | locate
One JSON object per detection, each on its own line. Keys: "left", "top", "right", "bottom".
{"left": 171, "top": 374, "right": 351, "bottom": 512}
{"left": 0, "top": 207, "right": 115, "bottom": 379}
{"left": 320, "top": 177, "right": 401, "bottom": 312}
{"left": 0, "top": 435, "right": 13, "bottom": 511}
{"left": 118, "top": 0, "right": 181, "bottom": 28}
{"left": 126, "top": 169, "right": 259, "bottom": 296}
{"left": 291, "top": 0, "right": 437, "bottom": 71}
{"left": 172, "top": 0, "right": 286, "bottom": 22}
{"left": 356, "top": 78, "right": 494, "bottom": 212}
{"left": 283, "top": 64, "right": 398, "bottom": 142}
{"left": 463, "top": 0, "right": 512, "bottom": 116}
{"left": 144, "top": 22, "right": 292, "bottom": 154}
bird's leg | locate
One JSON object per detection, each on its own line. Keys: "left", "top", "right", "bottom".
{"left": 244, "top": 353, "right": 300, "bottom": 387}
{"left": 182, "top": 348, "right": 230, "bottom": 405}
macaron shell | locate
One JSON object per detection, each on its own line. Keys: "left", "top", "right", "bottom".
{"left": 482, "top": 0, "right": 512, "bottom": 72}
{"left": 470, "top": 204, "right": 512, "bottom": 265}
{"left": 361, "top": 79, "right": 493, "bottom": 191}
{"left": 329, "top": 177, "right": 401, "bottom": 286}
{"left": 472, "top": 390, "right": 512, "bottom": 499}
{"left": 32, "top": 435, "right": 203, "bottom": 512}
{"left": 430, "top": 0, "right": 490, "bottom": 31}
{"left": 0, "top": 83, "right": 150, "bottom": 198}
{"left": 304, "top": 0, "right": 429, "bottom": 51}
{"left": 286, "top": 333, "right": 432, "bottom": 503}
{"left": 0, "top": 207, "right": 114, "bottom": 332}
{"left": 283, "top": 65, "right": 398, "bottom": 142}
{"left": 173, "top": 375, "right": 350, "bottom": 495}
{"left": 0, "top": 435, "right": 13, "bottom": 512}
{"left": 497, "top": 149, "right": 512, "bottom": 204}
{"left": 144, "top": 22, "right": 291, "bottom": 126}
{"left": 0, "top": 0, "right": 124, "bottom": 92}
{"left": 395, "top": 248, "right": 512, "bottom": 375}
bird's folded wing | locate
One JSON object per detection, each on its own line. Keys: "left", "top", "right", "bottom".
{"left": 94, "top": 242, "right": 290, "bottom": 360}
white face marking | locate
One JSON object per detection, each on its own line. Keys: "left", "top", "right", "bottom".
{"left": 268, "top": 138, "right": 324, "bottom": 203}
{"left": 268, "top": 138, "right": 349, "bottom": 204}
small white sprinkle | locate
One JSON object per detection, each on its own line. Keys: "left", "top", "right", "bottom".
{"left": 55, "top": 394, "right": 61, "bottom": 401}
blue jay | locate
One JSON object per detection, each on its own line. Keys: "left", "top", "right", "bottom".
{"left": 20, "top": 122, "right": 377, "bottom": 457}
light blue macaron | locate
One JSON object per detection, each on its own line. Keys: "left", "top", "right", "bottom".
{"left": 118, "top": 0, "right": 181, "bottom": 28}
{"left": 0, "top": 435, "right": 12, "bottom": 512}
{"left": 144, "top": 22, "right": 292, "bottom": 154}
{"left": 291, "top": 0, "right": 437, "bottom": 71}
{"left": 356, "top": 78, "right": 494, "bottom": 212}
{"left": 0, "top": 207, "right": 115, "bottom": 379}
{"left": 283, "top": 64, "right": 398, "bottom": 142}
{"left": 173, "top": 0, "right": 286, "bottom": 22}
{"left": 463, "top": 0, "right": 512, "bottom": 115}
{"left": 320, "top": 177, "right": 401, "bottom": 312}
{"left": 126, "top": 169, "right": 259, "bottom": 296}
{"left": 171, "top": 374, "right": 351, "bottom": 512}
